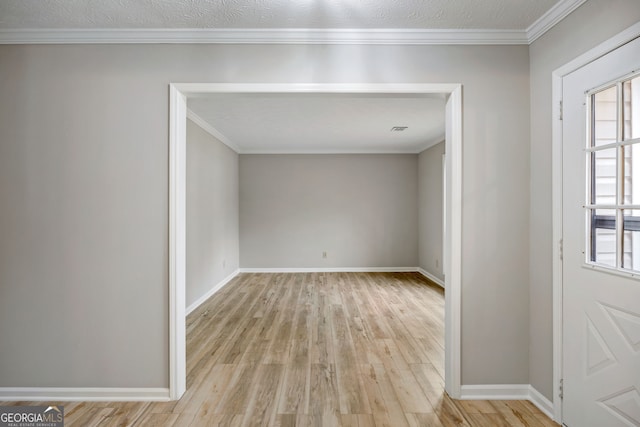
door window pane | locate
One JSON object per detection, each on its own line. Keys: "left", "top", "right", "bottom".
{"left": 623, "top": 76, "right": 639, "bottom": 141}
{"left": 623, "top": 209, "right": 640, "bottom": 272}
{"left": 622, "top": 143, "right": 640, "bottom": 205}
{"left": 590, "top": 209, "right": 617, "bottom": 267}
{"left": 592, "top": 148, "right": 617, "bottom": 205}
{"left": 593, "top": 85, "right": 618, "bottom": 147}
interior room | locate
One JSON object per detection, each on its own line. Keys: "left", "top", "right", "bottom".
{"left": 184, "top": 91, "right": 448, "bottom": 307}
{"left": 0, "top": 1, "right": 639, "bottom": 426}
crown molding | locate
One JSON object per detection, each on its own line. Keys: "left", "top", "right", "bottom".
{"left": 0, "top": 0, "right": 588, "bottom": 46}
{"left": 0, "top": 28, "right": 529, "bottom": 45}
{"left": 186, "top": 109, "right": 241, "bottom": 153}
{"left": 526, "top": 0, "right": 587, "bottom": 43}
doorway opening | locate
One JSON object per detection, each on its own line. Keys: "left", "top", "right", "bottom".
{"left": 168, "top": 83, "right": 463, "bottom": 401}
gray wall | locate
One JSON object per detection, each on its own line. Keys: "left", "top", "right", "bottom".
{"left": 0, "top": 43, "right": 530, "bottom": 388}
{"left": 418, "top": 142, "right": 445, "bottom": 281}
{"left": 239, "top": 154, "right": 418, "bottom": 268}
{"left": 186, "top": 119, "right": 239, "bottom": 309}
{"left": 528, "top": 0, "right": 640, "bottom": 399}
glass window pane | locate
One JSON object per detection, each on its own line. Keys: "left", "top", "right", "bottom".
{"left": 591, "top": 148, "right": 617, "bottom": 205}
{"left": 622, "top": 143, "right": 640, "bottom": 205}
{"left": 623, "top": 209, "right": 640, "bottom": 272}
{"left": 593, "top": 85, "right": 618, "bottom": 147}
{"left": 623, "top": 76, "right": 640, "bottom": 141}
{"left": 590, "top": 208, "right": 617, "bottom": 267}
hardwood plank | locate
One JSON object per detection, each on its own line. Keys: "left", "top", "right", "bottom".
{"left": 488, "top": 401, "right": 549, "bottom": 427}
{"left": 60, "top": 402, "right": 92, "bottom": 425}
{"left": 214, "top": 363, "right": 260, "bottom": 415}
{"left": 342, "top": 413, "right": 376, "bottom": 427}
{"left": 240, "top": 363, "right": 284, "bottom": 427}
{"left": 194, "top": 364, "right": 237, "bottom": 418}
{"left": 100, "top": 402, "right": 148, "bottom": 426}
{"left": 275, "top": 414, "right": 297, "bottom": 427}
{"left": 212, "top": 414, "right": 243, "bottom": 427}
{"left": 535, "top": 414, "right": 561, "bottom": 426}
{"left": 310, "top": 291, "right": 334, "bottom": 366}
{"left": 380, "top": 364, "right": 433, "bottom": 414}
{"left": 331, "top": 303, "right": 372, "bottom": 415}
{"left": 429, "top": 394, "right": 472, "bottom": 427}
{"left": 456, "top": 400, "right": 497, "bottom": 415}
{"left": 359, "top": 363, "right": 410, "bottom": 427}
{"left": 465, "top": 413, "right": 512, "bottom": 427}
{"left": 405, "top": 412, "right": 445, "bottom": 427}
{"left": 308, "top": 363, "right": 341, "bottom": 420}
{"left": 66, "top": 407, "right": 102, "bottom": 427}
{"left": 277, "top": 355, "right": 310, "bottom": 414}
{"left": 81, "top": 407, "right": 114, "bottom": 427}
{"left": 133, "top": 412, "right": 180, "bottom": 426}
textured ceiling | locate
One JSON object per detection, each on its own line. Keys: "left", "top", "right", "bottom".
{"left": 0, "top": 0, "right": 559, "bottom": 30}
{"left": 188, "top": 93, "right": 446, "bottom": 153}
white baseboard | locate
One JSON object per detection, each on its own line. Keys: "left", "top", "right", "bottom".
{"left": 186, "top": 269, "right": 239, "bottom": 315}
{"left": 238, "top": 267, "right": 419, "bottom": 273}
{"left": 0, "top": 387, "right": 170, "bottom": 402}
{"left": 528, "top": 385, "right": 555, "bottom": 420}
{"left": 460, "top": 384, "right": 530, "bottom": 400}
{"left": 460, "top": 384, "right": 556, "bottom": 422}
{"left": 417, "top": 268, "right": 445, "bottom": 288}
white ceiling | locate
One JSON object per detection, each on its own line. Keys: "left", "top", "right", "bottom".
{"left": 0, "top": 0, "right": 559, "bottom": 30}
{"left": 188, "top": 93, "right": 447, "bottom": 154}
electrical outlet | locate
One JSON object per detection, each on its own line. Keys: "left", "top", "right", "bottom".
{"left": 435, "top": 259, "right": 439, "bottom": 268}
{"left": 223, "top": 259, "right": 226, "bottom": 268}
{"left": 322, "top": 251, "right": 327, "bottom": 259}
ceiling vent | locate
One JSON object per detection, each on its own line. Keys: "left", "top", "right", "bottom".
{"left": 390, "top": 126, "right": 408, "bottom": 132}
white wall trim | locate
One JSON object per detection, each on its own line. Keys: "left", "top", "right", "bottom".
{"left": 168, "top": 84, "right": 187, "bottom": 401}
{"left": 529, "top": 385, "right": 555, "bottom": 420}
{"left": 526, "top": 0, "right": 587, "bottom": 43}
{"left": 170, "top": 81, "right": 463, "bottom": 403}
{"left": 174, "top": 83, "right": 462, "bottom": 96}
{"left": 0, "top": 28, "right": 528, "bottom": 45}
{"left": 460, "top": 384, "right": 530, "bottom": 400}
{"left": 0, "top": 388, "right": 170, "bottom": 402}
{"left": 239, "top": 267, "right": 419, "bottom": 273}
{"left": 444, "top": 85, "right": 462, "bottom": 399}
{"left": 460, "top": 384, "right": 554, "bottom": 419}
{"left": 0, "top": 3, "right": 587, "bottom": 47}
{"left": 551, "top": 21, "right": 640, "bottom": 424}
{"left": 186, "top": 109, "right": 241, "bottom": 154}
{"left": 186, "top": 269, "right": 240, "bottom": 315}
{"left": 417, "top": 267, "right": 445, "bottom": 288}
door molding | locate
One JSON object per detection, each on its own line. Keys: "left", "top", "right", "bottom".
{"left": 551, "top": 21, "right": 640, "bottom": 423}
{"left": 168, "top": 83, "right": 463, "bottom": 401}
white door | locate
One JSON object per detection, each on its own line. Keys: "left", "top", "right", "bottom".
{"left": 562, "top": 36, "right": 640, "bottom": 427}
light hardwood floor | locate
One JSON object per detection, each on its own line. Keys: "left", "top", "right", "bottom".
{"left": 2, "top": 272, "right": 558, "bottom": 426}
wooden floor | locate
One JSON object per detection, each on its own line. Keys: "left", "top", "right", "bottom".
{"left": 2, "top": 272, "right": 558, "bottom": 426}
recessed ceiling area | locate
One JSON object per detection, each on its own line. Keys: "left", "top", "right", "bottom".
{"left": 0, "top": 0, "right": 558, "bottom": 30}
{"left": 187, "top": 93, "right": 447, "bottom": 154}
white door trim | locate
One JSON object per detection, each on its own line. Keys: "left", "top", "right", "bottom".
{"left": 168, "top": 82, "right": 463, "bottom": 400}
{"left": 551, "top": 21, "right": 640, "bottom": 423}
{"left": 169, "top": 84, "right": 187, "bottom": 400}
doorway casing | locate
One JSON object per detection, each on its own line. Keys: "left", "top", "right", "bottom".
{"left": 168, "top": 83, "right": 463, "bottom": 401}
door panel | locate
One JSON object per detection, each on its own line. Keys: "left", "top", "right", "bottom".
{"left": 562, "top": 37, "right": 640, "bottom": 427}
